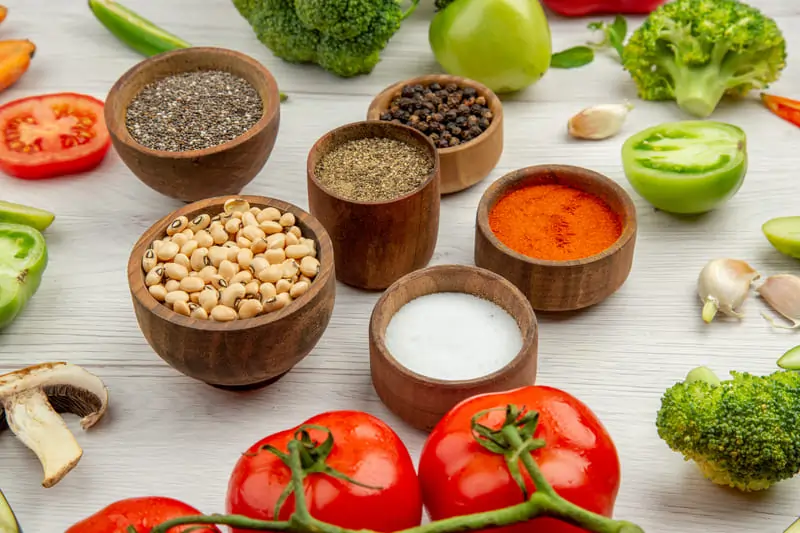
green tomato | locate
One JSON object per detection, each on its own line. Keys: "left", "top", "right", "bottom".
{"left": 621, "top": 121, "right": 748, "bottom": 215}
{"left": 429, "top": 0, "right": 552, "bottom": 94}
{"left": 762, "top": 217, "right": 800, "bottom": 259}
{"left": 0, "top": 223, "right": 48, "bottom": 330}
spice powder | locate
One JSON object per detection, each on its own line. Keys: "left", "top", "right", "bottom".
{"left": 488, "top": 183, "right": 622, "bottom": 261}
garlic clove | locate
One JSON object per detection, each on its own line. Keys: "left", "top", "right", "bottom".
{"left": 697, "top": 258, "right": 760, "bottom": 323}
{"left": 757, "top": 274, "right": 800, "bottom": 329}
{"left": 567, "top": 102, "right": 634, "bottom": 140}
{"left": 777, "top": 345, "right": 800, "bottom": 370}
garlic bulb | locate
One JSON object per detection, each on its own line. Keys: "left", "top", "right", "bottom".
{"left": 567, "top": 102, "right": 633, "bottom": 140}
{"left": 757, "top": 274, "right": 800, "bottom": 329}
{"left": 697, "top": 259, "right": 760, "bottom": 323}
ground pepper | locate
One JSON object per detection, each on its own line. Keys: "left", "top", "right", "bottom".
{"left": 488, "top": 183, "right": 622, "bottom": 261}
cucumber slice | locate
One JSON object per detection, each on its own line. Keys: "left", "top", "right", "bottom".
{"left": 0, "top": 201, "right": 54, "bottom": 231}
{"left": 763, "top": 216, "right": 800, "bottom": 259}
{"left": 0, "top": 490, "right": 20, "bottom": 533}
{"left": 778, "top": 345, "right": 800, "bottom": 370}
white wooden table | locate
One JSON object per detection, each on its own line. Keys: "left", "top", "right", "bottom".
{"left": 2, "top": 1, "right": 799, "bottom": 531}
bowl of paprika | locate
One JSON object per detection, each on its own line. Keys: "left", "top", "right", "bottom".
{"left": 474, "top": 165, "right": 637, "bottom": 312}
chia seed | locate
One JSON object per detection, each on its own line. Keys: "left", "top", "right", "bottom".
{"left": 125, "top": 69, "right": 263, "bottom": 152}
{"left": 315, "top": 138, "right": 433, "bottom": 202}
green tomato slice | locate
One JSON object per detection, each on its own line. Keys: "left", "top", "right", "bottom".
{"left": 777, "top": 345, "right": 800, "bottom": 371}
{"left": 0, "top": 200, "right": 55, "bottom": 231}
{"left": 763, "top": 217, "right": 800, "bottom": 259}
{"left": 621, "top": 121, "right": 748, "bottom": 215}
{"left": 0, "top": 490, "right": 20, "bottom": 533}
{"left": 0, "top": 223, "right": 48, "bottom": 330}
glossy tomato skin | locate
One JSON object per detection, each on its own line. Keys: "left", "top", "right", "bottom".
{"left": 227, "top": 411, "right": 422, "bottom": 533}
{"left": 419, "top": 386, "right": 620, "bottom": 533}
{"left": 64, "top": 496, "right": 219, "bottom": 533}
{"left": 540, "top": 0, "right": 666, "bottom": 16}
{"left": 0, "top": 92, "right": 111, "bottom": 180}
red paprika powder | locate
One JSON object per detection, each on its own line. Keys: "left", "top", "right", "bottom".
{"left": 488, "top": 183, "right": 622, "bottom": 261}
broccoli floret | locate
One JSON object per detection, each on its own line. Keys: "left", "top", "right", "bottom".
{"left": 232, "top": 0, "right": 418, "bottom": 77}
{"left": 621, "top": 0, "right": 787, "bottom": 118}
{"left": 656, "top": 367, "right": 800, "bottom": 492}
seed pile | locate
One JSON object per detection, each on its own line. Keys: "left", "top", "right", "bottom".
{"left": 378, "top": 83, "right": 494, "bottom": 149}
{"left": 141, "top": 198, "right": 321, "bottom": 322}
{"left": 315, "top": 137, "right": 433, "bottom": 202}
{"left": 126, "top": 70, "right": 263, "bottom": 152}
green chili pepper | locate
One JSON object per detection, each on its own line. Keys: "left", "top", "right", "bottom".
{"left": 0, "top": 200, "right": 55, "bottom": 231}
{"left": 88, "top": 0, "right": 191, "bottom": 57}
{"left": 0, "top": 489, "right": 20, "bottom": 533}
{"left": 0, "top": 223, "right": 48, "bottom": 330}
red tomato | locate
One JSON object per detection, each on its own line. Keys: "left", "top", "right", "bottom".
{"left": 419, "top": 386, "right": 620, "bottom": 533}
{"left": 227, "top": 411, "right": 422, "bottom": 533}
{"left": 0, "top": 92, "right": 111, "bottom": 179}
{"left": 540, "top": 0, "right": 666, "bottom": 16}
{"left": 64, "top": 496, "right": 219, "bottom": 533}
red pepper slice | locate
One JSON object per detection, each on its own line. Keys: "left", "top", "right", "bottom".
{"left": 761, "top": 93, "right": 800, "bottom": 128}
{"left": 540, "top": 0, "right": 666, "bottom": 16}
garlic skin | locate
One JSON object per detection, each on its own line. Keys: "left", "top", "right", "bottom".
{"left": 757, "top": 274, "right": 800, "bottom": 329}
{"left": 567, "top": 102, "right": 634, "bottom": 140}
{"left": 697, "top": 259, "right": 760, "bottom": 323}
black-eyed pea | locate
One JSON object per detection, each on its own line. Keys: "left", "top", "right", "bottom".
{"left": 225, "top": 245, "right": 241, "bottom": 262}
{"left": 237, "top": 298, "right": 263, "bottom": 319}
{"left": 251, "top": 256, "right": 269, "bottom": 274}
{"left": 265, "top": 248, "right": 285, "bottom": 265}
{"left": 260, "top": 221, "right": 283, "bottom": 235}
{"left": 257, "top": 207, "right": 281, "bottom": 223}
{"left": 210, "top": 225, "right": 228, "bottom": 245}
{"left": 300, "top": 237, "right": 316, "bottom": 252}
{"left": 156, "top": 241, "right": 180, "bottom": 261}
{"left": 180, "top": 228, "right": 194, "bottom": 240}
{"left": 285, "top": 244, "right": 310, "bottom": 260}
{"left": 165, "top": 263, "right": 189, "bottom": 280}
{"left": 151, "top": 240, "right": 164, "bottom": 253}
{"left": 165, "top": 279, "right": 181, "bottom": 292}
{"left": 145, "top": 266, "right": 164, "bottom": 287}
{"left": 282, "top": 260, "right": 299, "bottom": 279}
{"left": 279, "top": 212, "right": 295, "bottom": 227}
{"left": 231, "top": 270, "right": 253, "bottom": 285}
{"left": 224, "top": 197, "right": 250, "bottom": 214}
{"left": 288, "top": 226, "right": 302, "bottom": 238}
{"left": 180, "top": 276, "right": 205, "bottom": 293}
{"left": 262, "top": 296, "right": 282, "bottom": 313}
{"left": 190, "top": 292, "right": 201, "bottom": 304}
{"left": 208, "top": 246, "right": 228, "bottom": 267}
{"left": 194, "top": 229, "right": 213, "bottom": 248}
{"left": 142, "top": 248, "right": 157, "bottom": 272}
{"left": 149, "top": 284, "right": 167, "bottom": 302}
{"left": 285, "top": 232, "right": 300, "bottom": 246}
{"left": 199, "top": 286, "right": 219, "bottom": 312}
{"left": 180, "top": 239, "right": 199, "bottom": 257}
{"left": 191, "top": 248, "right": 210, "bottom": 271}
{"left": 189, "top": 213, "right": 211, "bottom": 232}
{"left": 276, "top": 292, "right": 292, "bottom": 307}
{"left": 166, "top": 215, "right": 189, "bottom": 236}
{"left": 299, "top": 275, "right": 312, "bottom": 284}
{"left": 198, "top": 265, "right": 218, "bottom": 283}
{"left": 237, "top": 248, "right": 254, "bottom": 269}
{"left": 236, "top": 236, "right": 252, "bottom": 249}
{"left": 241, "top": 225, "right": 265, "bottom": 242}
{"left": 257, "top": 264, "right": 283, "bottom": 283}
{"left": 210, "top": 304, "right": 237, "bottom": 322}
{"left": 173, "top": 300, "right": 191, "bottom": 316}
{"left": 266, "top": 233, "right": 285, "bottom": 250}
{"left": 290, "top": 281, "right": 310, "bottom": 299}
{"left": 245, "top": 280, "right": 260, "bottom": 296}
{"left": 276, "top": 279, "right": 292, "bottom": 294}
{"left": 211, "top": 275, "right": 228, "bottom": 291}
{"left": 220, "top": 283, "right": 247, "bottom": 307}
{"left": 171, "top": 233, "right": 189, "bottom": 249}
{"left": 225, "top": 217, "right": 243, "bottom": 234}
{"left": 219, "top": 260, "right": 240, "bottom": 281}
{"left": 242, "top": 211, "right": 258, "bottom": 227}
{"left": 259, "top": 282, "right": 277, "bottom": 301}
{"left": 173, "top": 253, "right": 191, "bottom": 270}
{"left": 165, "top": 290, "right": 190, "bottom": 306}
{"left": 249, "top": 206, "right": 261, "bottom": 215}
{"left": 251, "top": 238, "right": 268, "bottom": 254}
{"left": 300, "top": 256, "right": 320, "bottom": 278}
{"left": 190, "top": 304, "right": 209, "bottom": 320}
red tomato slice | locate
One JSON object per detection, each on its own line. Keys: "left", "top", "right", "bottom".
{"left": 0, "top": 92, "right": 112, "bottom": 180}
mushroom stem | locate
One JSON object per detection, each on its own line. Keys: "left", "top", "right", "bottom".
{"left": 3, "top": 388, "right": 82, "bottom": 488}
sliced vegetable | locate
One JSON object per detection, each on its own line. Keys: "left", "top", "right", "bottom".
{"left": 0, "top": 92, "right": 111, "bottom": 180}
{"left": 88, "top": 0, "right": 190, "bottom": 57}
{"left": 777, "top": 346, "right": 800, "bottom": 371}
{"left": 66, "top": 497, "right": 219, "bottom": 532}
{"left": 0, "top": 489, "right": 20, "bottom": 533}
{"left": 0, "top": 40, "right": 35, "bottom": 94}
{"left": 621, "top": 121, "right": 748, "bottom": 214}
{"left": 540, "top": 0, "right": 665, "bottom": 17}
{"left": 762, "top": 93, "right": 800, "bottom": 128}
{"left": 763, "top": 217, "right": 800, "bottom": 259}
{"left": 550, "top": 46, "right": 594, "bottom": 69}
{"left": 0, "top": 223, "right": 47, "bottom": 329}
{"left": 0, "top": 200, "right": 54, "bottom": 231}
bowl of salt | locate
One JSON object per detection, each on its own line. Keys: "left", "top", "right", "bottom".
{"left": 369, "top": 264, "right": 538, "bottom": 432}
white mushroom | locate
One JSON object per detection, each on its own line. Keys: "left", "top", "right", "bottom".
{"left": 0, "top": 362, "right": 109, "bottom": 488}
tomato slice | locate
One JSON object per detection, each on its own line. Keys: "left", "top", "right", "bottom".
{"left": 0, "top": 92, "right": 112, "bottom": 180}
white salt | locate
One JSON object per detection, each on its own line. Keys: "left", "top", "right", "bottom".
{"left": 384, "top": 292, "right": 523, "bottom": 381}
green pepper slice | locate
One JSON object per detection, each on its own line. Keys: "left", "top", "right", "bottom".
{"left": 0, "top": 200, "right": 54, "bottom": 231}
{"left": 88, "top": 0, "right": 190, "bottom": 57}
{"left": 762, "top": 216, "right": 800, "bottom": 259}
{"left": 0, "top": 489, "right": 20, "bottom": 533}
{"left": 0, "top": 223, "right": 47, "bottom": 330}
{"left": 621, "top": 121, "right": 748, "bottom": 215}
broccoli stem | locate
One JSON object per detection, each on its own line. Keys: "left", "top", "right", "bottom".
{"left": 671, "top": 63, "right": 728, "bottom": 118}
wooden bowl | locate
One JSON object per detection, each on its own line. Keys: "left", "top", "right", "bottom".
{"left": 127, "top": 195, "right": 335, "bottom": 389}
{"left": 369, "top": 264, "right": 538, "bottom": 432}
{"left": 475, "top": 165, "right": 637, "bottom": 312}
{"left": 307, "top": 121, "right": 440, "bottom": 290}
{"left": 367, "top": 74, "right": 503, "bottom": 195}
{"left": 105, "top": 47, "right": 281, "bottom": 202}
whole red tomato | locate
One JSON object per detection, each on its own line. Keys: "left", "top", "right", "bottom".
{"left": 65, "top": 496, "right": 219, "bottom": 533}
{"left": 419, "top": 386, "right": 620, "bottom": 533}
{"left": 227, "top": 410, "right": 422, "bottom": 533}
{"left": 540, "top": 0, "right": 666, "bottom": 16}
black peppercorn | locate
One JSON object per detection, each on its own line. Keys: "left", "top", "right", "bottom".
{"left": 401, "top": 85, "right": 414, "bottom": 97}
{"left": 449, "top": 137, "right": 460, "bottom": 146}
{"left": 449, "top": 126, "right": 462, "bottom": 136}
{"left": 471, "top": 104, "right": 483, "bottom": 115}
{"left": 380, "top": 112, "right": 392, "bottom": 121}
{"left": 457, "top": 104, "right": 470, "bottom": 115}
{"left": 475, "top": 96, "right": 486, "bottom": 106}
{"left": 463, "top": 87, "right": 477, "bottom": 98}
{"left": 430, "top": 82, "right": 442, "bottom": 91}
{"left": 444, "top": 109, "right": 458, "bottom": 121}
{"left": 445, "top": 83, "right": 458, "bottom": 92}
{"left": 469, "top": 125, "right": 483, "bottom": 137}
{"left": 455, "top": 116, "right": 467, "bottom": 127}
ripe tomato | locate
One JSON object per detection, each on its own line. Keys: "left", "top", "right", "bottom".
{"left": 227, "top": 411, "right": 422, "bottom": 533}
{"left": 64, "top": 496, "right": 219, "bottom": 532}
{"left": 0, "top": 92, "right": 111, "bottom": 180}
{"left": 419, "top": 386, "right": 620, "bottom": 533}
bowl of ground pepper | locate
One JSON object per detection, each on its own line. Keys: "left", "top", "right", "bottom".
{"left": 367, "top": 74, "right": 503, "bottom": 195}
{"left": 474, "top": 165, "right": 638, "bottom": 312}
{"left": 105, "top": 47, "right": 280, "bottom": 202}
{"left": 307, "top": 120, "right": 441, "bottom": 290}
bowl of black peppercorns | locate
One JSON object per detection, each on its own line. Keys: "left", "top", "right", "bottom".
{"left": 367, "top": 74, "right": 503, "bottom": 195}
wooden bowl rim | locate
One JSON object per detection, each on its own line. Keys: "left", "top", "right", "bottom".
{"left": 307, "top": 120, "right": 441, "bottom": 206}
{"left": 476, "top": 164, "right": 638, "bottom": 267}
{"left": 105, "top": 46, "right": 280, "bottom": 160}
{"left": 127, "top": 195, "right": 334, "bottom": 332}
{"left": 366, "top": 74, "right": 503, "bottom": 156}
{"left": 369, "top": 264, "right": 538, "bottom": 388}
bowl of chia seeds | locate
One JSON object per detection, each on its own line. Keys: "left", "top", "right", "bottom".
{"left": 105, "top": 47, "right": 281, "bottom": 202}
{"left": 367, "top": 74, "right": 504, "bottom": 195}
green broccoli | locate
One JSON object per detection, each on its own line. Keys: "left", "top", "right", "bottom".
{"left": 656, "top": 366, "right": 800, "bottom": 492}
{"left": 232, "top": 0, "right": 419, "bottom": 77}
{"left": 621, "top": 0, "right": 787, "bottom": 118}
